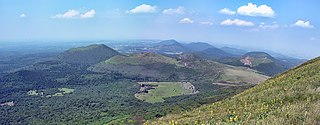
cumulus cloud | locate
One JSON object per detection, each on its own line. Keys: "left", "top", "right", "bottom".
{"left": 80, "top": 10, "right": 95, "bottom": 18}
{"left": 292, "top": 20, "right": 314, "bottom": 28}
{"left": 52, "top": 10, "right": 80, "bottom": 19}
{"left": 179, "top": 18, "right": 194, "bottom": 24}
{"left": 163, "top": 6, "right": 185, "bottom": 15}
{"left": 200, "top": 21, "right": 213, "bottom": 25}
{"left": 219, "top": 8, "right": 236, "bottom": 15}
{"left": 220, "top": 19, "right": 254, "bottom": 26}
{"left": 127, "top": 4, "right": 156, "bottom": 14}
{"left": 237, "top": 3, "right": 275, "bottom": 17}
{"left": 20, "top": 13, "right": 26, "bottom": 18}
{"left": 51, "top": 9, "right": 96, "bottom": 19}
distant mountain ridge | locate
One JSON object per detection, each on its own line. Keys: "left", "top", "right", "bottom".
{"left": 184, "top": 42, "right": 215, "bottom": 52}
{"left": 152, "top": 40, "right": 190, "bottom": 54}
{"left": 139, "top": 40, "right": 305, "bottom": 76}
{"left": 220, "top": 46, "right": 248, "bottom": 56}
{"left": 197, "top": 47, "right": 237, "bottom": 59}
{"left": 157, "top": 39, "right": 181, "bottom": 46}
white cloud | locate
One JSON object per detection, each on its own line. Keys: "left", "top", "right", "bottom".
{"left": 163, "top": 6, "right": 185, "bottom": 15}
{"left": 80, "top": 10, "right": 95, "bottom": 18}
{"left": 259, "top": 23, "right": 279, "bottom": 29}
{"left": 127, "top": 4, "right": 156, "bottom": 14}
{"left": 292, "top": 20, "right": 314, "bottom": 28}
{"left": 20, "top": 13, "right": 26, "bottom": 18}
{"left": 52, "top": 10, "right": 80, "bottom": 19}
{"left": 179, "top": 18, "right": 194, "bottom": 24}
{"left": 200, "top": 21, "right": 213, "bottom": 25}
{"left": 237, "top": 3, "right": 275, "bottom": 17}
{"left": 219, "top": 8, "right": 236, "bottom": 15}
{"left": 220, "top": 19, "right": 254, "bottom": 26}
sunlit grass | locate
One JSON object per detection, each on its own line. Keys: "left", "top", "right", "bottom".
{"left": 148, "top": 57, "right": 320, "bottom": 124}
{"left": 135, "top": 82, "right": 196, "bottom": 103}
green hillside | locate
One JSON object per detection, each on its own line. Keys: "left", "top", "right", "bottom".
{"left": 148, "top": 57, "right": 320, "bottom": 125}
{"left": 58, "top": 44, "right": 120, "bottom": 64}
{"left": 90, "top": 53, "right": 268, "bottom": 84}
{"left": 154, "top": 40, "right": 190, "bottom": 53}
{"left": 237, "top": 52, "right": 289, "bottom": 76}
{"left": 135, "top": 82, "right": 197, "bottom": 103}
{"left": 241, "top": 52, "right": 275, "bottom": 67}
{"left": 184, "top": 42, "right": 215, "bottom": 52}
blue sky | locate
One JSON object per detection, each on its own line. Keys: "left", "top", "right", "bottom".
{"left": 0, "top": 0, "right": 319, "bottom": 58}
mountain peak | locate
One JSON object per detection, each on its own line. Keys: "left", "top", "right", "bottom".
{"left": 184, "top": 42, "right": 215, "bottom": 52}
{"left": 58, "top": 44, "right": 120, "bottom": 64}
{"left": 243, "top": 51, "right": 274, "bottom": 60}
{"left": 67, "top": 44, "right": 109, "bottom": 52}
{"left": 158, "top": 39, "right": 180, "bottom": 46}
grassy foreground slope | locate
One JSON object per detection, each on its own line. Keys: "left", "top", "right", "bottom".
{"left": 148, "top": 57, "right": 320, "bottom": 125}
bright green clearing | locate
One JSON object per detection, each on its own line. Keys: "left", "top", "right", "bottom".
{"left": 135, "top": 82, "right": 196, "bottom": 103}
{"left": 216, "top": 67, "right": 269, "bottom": 84}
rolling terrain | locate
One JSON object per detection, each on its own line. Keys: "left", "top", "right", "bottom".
{"left": 90, "top": 52, "right": 268, "bottom": 84}
{"left": 149, "top": 56, "right": 320, "bottom": 125}
{"left": 117, "top": 40, "right": 305, "bottom": 76}
{"left": 0, "top": 44, "right": 269, "bottom": 125}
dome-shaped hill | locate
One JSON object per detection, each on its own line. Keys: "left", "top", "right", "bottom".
{"left": 239, "top": 52, "right": 288, "bottom": 76}
{"left": 153, "top": 40, "right": 190, "bottom": 54}
{"left": 157, "top": 39, "right": 181, "bottom": 46}
{"left": 241, "top": 51, "right": 276, "bottom": 67}
{"left": 243, "top": 51, "right": 275, "bottom": 59}
{"left": 150, "top": 57, "right": 320, "bottom": 125}
{"left": 184, "top": 42, "right": 215, "bottom": 52}
{"left": 58, "top": 44, "right": 120, "bottom": 65}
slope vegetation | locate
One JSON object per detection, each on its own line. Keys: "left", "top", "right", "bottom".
{"left": 148, "top": 57, "right": 320, "bottom": 125}
{"left": 0, "top": 44, "right": 270, "bottom": 125}
{"left": 58, "top": 44, "right": 120, "bottom": 64}
{"left": 90, "top": 53, "right": 268, "bottom": 84}
{"left": 240, "top": 52, "right": 288, "bottom": 76}
{"left": 184, "top": 42, "right": 215, "bottom": 52}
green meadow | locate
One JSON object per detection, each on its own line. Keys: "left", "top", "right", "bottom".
{"left": 135, "top": 82, "right": 196, "bottom": 103}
